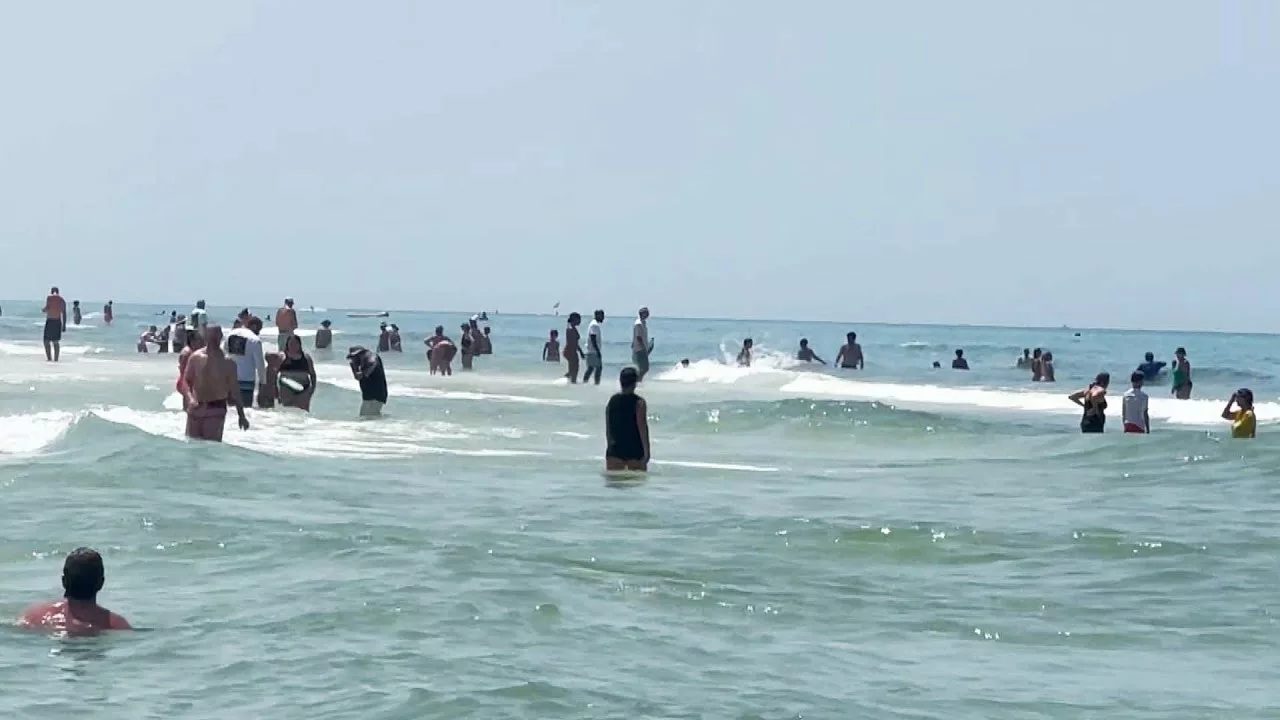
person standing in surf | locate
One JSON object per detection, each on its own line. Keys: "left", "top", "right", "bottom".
{"left": 459, "top": 322, "right": 476, "bottom": 370}
{"left": 564, "top": 313, "right": 584, "bottom": 383}
{"left": 797, "top": 339, "right": 825, "bottom": 364}
{"left": 183, "top": 325, "right": 250, "bottom": 441}
{"left": 605, "top": 367, "right": 650, "bottom": 472}
{"left": 737, "top": 338, "right": 754, "bottom": 366}
{"left": 425, "top": 325, "right": 457, "bottom": 375}
{"left": 277, "top": 334, "right": 317, "bottom": 411}
{"left": 1171, "top": 347, "right": 1193, "bottom": 399}
{"left": 543, "top": 329, "right": 561, "bottom": 363}
{"left": 1222, "top": 388, "right": 1256, "bottom": 439}
{"left": 275, "top": 297, "right": 298, "bottom": 348}
{"left": 315, "top": 320, "right": 333, "bottom": 350}
{"left": 226, "top": 316, "right": 266, "bottom": 409}
{"left": 41, "top": 287, "right": 67, "bottom": 362}
{"left": 71, "top": 300, "right": 82, "bottom": 326}
{"left": 1122, "top": 371, "right": 1150, "bottom": 434}
{"left": 103, "top": 301, "right": 113, "bottom": 325}
{"left": 631, "top": 307, "right": 653, "bottom": 381}
{"left": 835, "top": 331, "right": 864, "bottom": 369}
{"left": 1069, "top": 372, "right": 1110, "bottom": 434}
{"left": 347, "top": 346, "right": 389, "bottom": 417}
{"left": 583, "top": 310, "right": 605, "bottom": 385}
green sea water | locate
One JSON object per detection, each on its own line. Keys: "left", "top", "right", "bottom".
{"left": 1, "top": 302, "right": 1277, "bottom": 718}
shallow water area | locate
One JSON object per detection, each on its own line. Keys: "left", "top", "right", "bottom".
{"left": 1, "top": 302, "right": 1278, "bottom": 718}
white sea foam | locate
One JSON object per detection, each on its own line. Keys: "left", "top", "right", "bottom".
{"left": 318, "top": 374, "right": 578, "bottom": 407}
{"left": 0, "top": 341, "right": 107, "bottom": 357}
{"left": 0, "top": 411, "right": 78, "bottom": 455}
{"left": 652, "top": 459, "right": 780, "bottom": 473}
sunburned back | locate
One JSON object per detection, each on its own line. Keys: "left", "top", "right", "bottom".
{"left": 20, "top": 600, "right": 130, "bottom": 636}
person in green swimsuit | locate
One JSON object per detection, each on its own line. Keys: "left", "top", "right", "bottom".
{"left": 1171, "top": 347, "right": 1192, "bottom": 399}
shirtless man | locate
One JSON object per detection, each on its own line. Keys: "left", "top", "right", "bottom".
{"left": 835, "top": 332, "right": 864, "bottom": 370}
{"left": 182, "top": 325, "right": 250, "bottom": 441}
{"left": 797, "top": 338, "right": 825, "bottom": 364}
{"left": 425, "top": 325, "right": 457, "bottom": 375}
{"left": 631, "top": 307, "right": 653, "bottom": 381}
{"left": 41, "top": 286, "right": 67, "bottom": 362}
{"left": 275, "top": 298, "right": 298, "bottom": 347}
{"left": 71, "top": 300, "right": 82, "bottom": 325}
{"left": 19, "top": 548, "right": 131, "bottom": 636}
{"left": 564, "top": 313, "right": 584, "bottom": 383}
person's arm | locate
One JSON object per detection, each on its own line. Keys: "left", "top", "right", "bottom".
{"left": 637, "top": 397, "right": 650, "bottom": 466}
{"left": 305, "top": 356, "right": 318, "bottom": 397}
{"left": 542, "top": 343, "right": 549, "bottom": 361}
{"left": 1144, "top": 405, "right": 1150, "bottom": 433}
{"left": 858, "top": 350, "right": 865, "bottom": 370}
{"left": 253, "top": 340, "right": 266, "bottom": 388}
{"left": 605, "top": 399, "right": 614, "bottom": 448}
{"left": 1068, "top": 388, "right": 1087, "bottom": 407}
{"left": 1221, "top": 395, "right": 1236, "bottom": 421}
{"left": 814, "top": 354, "right": 826, "bottom": 365}
{"left": 226, "top": 362, "right": 250, "bottom": 430}
{"left": 835, "top": 347, "right": 846, "bottom": 366}
{"left": 589, "top": 331, "right": 600, "bottom": 354}
{"left": 109, "top": 612, "right": 133, "bottom": 630}
{"left": 183, "top": 355, "right": 200, "bottom": 407}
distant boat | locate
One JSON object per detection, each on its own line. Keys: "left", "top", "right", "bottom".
{"left": 347, "top": 311, "right": 390, "bottom": 318}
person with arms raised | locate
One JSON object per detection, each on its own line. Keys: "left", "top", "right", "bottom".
{"left": 1222, "top": 388, "right": 1256, "bottom": 439}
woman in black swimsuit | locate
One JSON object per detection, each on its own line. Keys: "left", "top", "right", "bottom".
{"left": 278, "top": 334, "right": 317, "bottom": 411}
{"left": 1068, "top": 372, "right": 1110, "bottom": 434}
{"left": 606, "top": 367, "right": 651, "bottom": 471}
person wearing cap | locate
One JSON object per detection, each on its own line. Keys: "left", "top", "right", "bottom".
{"left": 20, "top": 547, "right": 132, "bottom": 635}
{"left": 631, "top": 307, "right": 654, "bottom": 381}
{"left": 1222, "top": 388, "right": 1256, "bottom": 438}
{"left": 276, "top": 297, "right": 298, "bottom": 348}
{"left": 315, "top": 320, "right": 333, "bottom": 350}
{"left": 348, "top": 346, "right": 388, "bottom": 417}
{"left": 190, "top": 299, "right": 209, "bottom": 333}
{"left": 606, "top": 367, "right": 650, "bottom": 471}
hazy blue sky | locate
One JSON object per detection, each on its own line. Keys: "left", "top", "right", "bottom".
{"left": 1, "top": 2, "right": 1277, "bottom": 330}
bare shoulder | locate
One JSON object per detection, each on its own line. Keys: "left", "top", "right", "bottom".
{"left": 109, "top": 611, "right": 132, "bottom": 630}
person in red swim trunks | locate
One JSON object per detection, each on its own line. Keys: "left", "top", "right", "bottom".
{"left": 19, "top": 548, "right": 132, "bottom": 636}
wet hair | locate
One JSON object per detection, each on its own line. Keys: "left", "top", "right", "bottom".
{"left": 320, "top": 320, "right": 331, "bottom": 327}
{"left": 185, "top": 329, "right": 201, "bottom": 348}
{"left": 247, "top": 317, "right": 264, "bottom": 334}
{"left": 1023, "top": 348, "right": 1030, "bottom": 354}
{"left": 1131, "top": 371, "right": 1145, "bottom": 384}
{"left": 1175, "top": 347, "right": 1187, "bottom": 355}
{"left": 1093, "top": 372, "right": 1111, "bottom": 388}
{"left": 435, "top": 325, "right": 444, "bottom": 334}
{"left": 1237, "top": 388, "right": 1254, "bottom": 406}
{"left": 847, "top": 331, "right": 857, "bottom": 341}
{"left": 681, "top": 358, "right": 690, "bottom": 366}
{"left": 933, "top": 361, "right": 942, "bottom": 368}
{"left": 72, "top": 300, "right": 79, "bottom": 306}
{"left": 1145, "top": 351, "right": 1154, "bottom": 361}
{"left": 619, "top": 366, "right": 638, "bottom": 388}
{"left": 743, "top": 338, "right": 753, "bottom": 347}
{"left": 955, "top": 349, "right": 964, "bottom": 357}
{"left": 284, "top": 334, "right": 304, "bottom": 355}
{"left": 799, "top": 338, "right": 809, "bottom": 347}
{"left": 1033, "top": 347, "right": 1042, "bottom": 357}
{"left": 51, "top": 286, "right": 59, "bottom": 294}
{"left": 62, "top": 548, "right": 105, "bottom": 602}
{"left": 232, "top": 319, "right": 243, "bottom": 329}
{"left": 568, "top": 312, "right": 581, "bottom": 324}
{"left": 594, "top": 309, "right": 605, "bottom": 321}
{"left": 550, "top": 329, "right": 559, "bottom": 337}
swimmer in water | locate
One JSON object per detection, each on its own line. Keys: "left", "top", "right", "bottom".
{"left": 797, "top": 338, "right": 825, "bottom": 364}
{"left": 275, "top": 297, "right": 298, "bottom": 347}
{"left": 137, "top": 325, "right": 159, "bottom": 353}
{"left": 1121, "top": 371, "right": 1150, "bottom": 434}
{"left": 480, "top": 325, "right": 493, "bottom": 355}
{"left": 605, "top": 367, "right": 650, "bottom": 472}
{"left": 426, "top": 325, "right": 457, "bottom": 375}
{"left": 680, "top": 358, "right": 690, "bottom": 367}
{"left": 377, "top": 322, "right": 392, "bottom": 353}
{"left": 459, "top": 323, "right": 476, "bottom": 370}
{"left": 835, "top": 332, "right": 864, "bottom": 369}
{"left": 183, "top": 325, "right": 250, "bottom": 441}
{"left": 388, "top": 324, "right": 403, "bottom": 352}
{"left": 41, "top": 286, "right": 67, "bottom": 362}
{"left": 737, "top": 338, "right": 753, "bottom": 367}
{"left": 348, "top": 346, "right": 388, "bottom": 417}
{"left": 1136, "top": 351, "right": 1166, "bottom": 381}
{"left": 631, "top": 307, "right": 653, "bottom": 381}
{"left": 1222, "top": 388, "right": 1256, "bottom": 439}
{"left": 951, "top": 349, "right": 969, "bottom": 370}
{"left": 1069, "top": 372, "right": 1110, "bottom": 434}
{"left": 19, "top": 548, "right": 131, "bottom": 635}
{"left": 315, "top": 320, "right": 333, "bottom": 350}
{"left": 71, "top": 300, "right": 82, "bottom": 326}
{"left": 1017, "top": 348, "right": 1032, "bottom": 369}
{"left": 543, "top": 329, "right": 560, "bottom": 362}
{"left": 1171, "top": 347, "right": 1192, "bottom": 399}
{"left": 1040, "top": 351, "right": 1056, "bottom": 382}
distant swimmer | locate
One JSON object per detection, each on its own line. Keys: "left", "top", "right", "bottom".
{"left": 1136, "top": 351, "right": 1166, "bottom": 381}
{"left": 1171, "top": 347, "right": 1192, "bottom": 399}
{"left": 952, "top": 349, "right": 969, "bottom": 370}
{"left": 137, "top": 325, "right": 160, "bottom": 353}
{"left": 631, "top": 307, "right": 653, "bottom": 381}
{"left": 389, "top": 324, "right": 403, "bottom": 352}
{"left": 479, "top": 325, "right": 493, "bottom": 355}
{"left": 564, "top": 313, "right": 584, "bottom": 383}
{"left": 1222, "top": 388, "right": 1256, "bottom": 439}
{"left": 71, "top": 300, "right": 82, "bottom": 325}
{"left": 347, "top": 346, "right": 388, "bottom": 417}
{"left": 543, "top": 329, "right": 561, "bottom": 362}
{"left": 426, "top": 325, "right": 457, "bottom": 375}
{"left": 315, "top": 320, "right": 333, "bottom": 350}
{"left": 226, "top": 317, "right": 266, "bottom": 408}
{"left": 737, "top": 338, "right": 753, "bottom": 367}
{"left": 681, "top": 358, "right": 690, "bottom": 367}
{"left": 190, "top": 299, "right": 209, "bottom": 333}
{"left": 932, "top": 361, "right": 942, "bottom": 369}
{"left": 41, "top": 286, "right": 67, "bottom": 362}
{"left": 583, "top": 310, "right": 605, "bottom": 385}
{"left": 377, "top": 322, "right": 392, "bottom": 353}
{"left": 1031, "top": 348, "right": 1044, "bottom": 381}
{"left": 276, "top": 297, "right": 298, "bottom": 346}
{"left": 1069, "top": 372, "right": 1110, "bottom": 434}
{"left": 103, "top": 300, "right": 113, "bottom": 325}
{"left": 19, "top": 548, "right": 131, "bottom": 635}
{"left": 1017, "top": 348, "right": 1032, "bottom": 369}
{"left": 1121, "top": 372, "right": 1150, "bottom": 434}
{"left": 182, "top": 325, "right": 250, "bottom": 441}
{"left": 1040, "top": 351, "right": 1056, "bottom": 382}
{"left": 835, "top": 332, "right": 864, "bottom": 370}
{"left": 459, "top": 323, "right": 476, "bottom": 370}
{"left": 277, "top": 335, "right": 317, "bottom": 411}
{"left": 796, "top": 338, "right": 825, "bottom": 364}
{"left": 605, "top": 367, "right": 650, "bottom": 472}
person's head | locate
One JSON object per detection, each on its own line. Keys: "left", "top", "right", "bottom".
{"left": 247, "top": 317, "right": 264, "bottom": 335}
{"left": 321, "top": 320, "right": 331, "bottom": 328}
{"left": 50, "top": 286, "right": 59, "bottom": 295}
{"left": 72, "top": 300, "right": 79, "bottom": 307}
{"left": 483, "top": 326, "right": 491, "bottom": 335}
{"left": 568, "top": 312, "right": 581, "bottom": 326}
{"left": 1093, "top": 372, "right": 1110, "bottom": 389}
{"left": 933, "top": 360, "right": 942, "bottom": 368}
{"left": 846, "top": 331, "right": 857, "bottom": 342}
{"left": 460, "top": 323, "right": 469, "bottom": 331}
{"left": 1130, "top": 371, "right": 1144, "bottom": 388}
{"left": 390, "top": 324, "right": 399, "bottom": 332}
{"left": 550, "top": 329, "right": 559, "bottom": 338}
{"left": 232, "top": 319, "right": 243, "bottom": 329}
{"left": 681, "top": 358, "right": 690, "bottom": 367}
{"left": 379, "top": 322, "right": 387, "bottom": 331}
{"left": 594, "top": 309, "right": 605, "bottom": 322}
{"left": 638, "top": 307, "right": 649, "bottom": 320}
{"left": 107, "top": 300, "right": 113, "bottom": 306}
{"left": 284, "top": 334, "right": 304, "bottom": 357}
{"left": 619, "top": 366, "right": 638, "bottom": 391}
{"left": 196, "top": 299, "right": 206, "bottom": 309}
{"left": 185, "top": 329, "right": 202, "bottom": 349}
{"left": 1235, "top": 387, "right": 1254, "bottom": 409}
{"left": 955, "top": 349, "right": 964, "bottom": 358}
{"left": 238, "top": 308, "right": 250, "bottom": 320}
{"left": 1175, "top": 347, "right": 1187, "bottom": 358}
{"left": 148, "top": 325, "right": 157, "bottom": 333}
{"left": 1023, "top": 348, "right": 1030, "bottom": 357}
{"left": 1145, "top": 351, "right": 1155, "bottom": 362}
{"left": 285, "top": 298, "right": 294, "bottom": 308}
{"left": 205, "top": 324, "right": 224, "bottom": 348}
{"left": 743, "top": 338, "right": 754, "bottom": 349}
{"left": 1042, "top": 351, "right": 1053, "bottom": 361}
{"left": 434, "top": 325, "right": 444, "bottom": 335}
{"left": 62, "top": 548, "right": 105, "bottom": 602}
{"left": 1033, "top": 347, "right": 1042, "bottom": 358}
{"left": 469, "top": 316, "right": 479, "bottom": 328}
{"left": 800, "top": 338, "right": 809, "bottom": 348}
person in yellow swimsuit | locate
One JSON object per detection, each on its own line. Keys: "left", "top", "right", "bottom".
{"left": 1221, "top": 388, "right": 1257, "bottom": 439}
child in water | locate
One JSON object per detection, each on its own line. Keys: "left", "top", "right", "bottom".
{"left": 543, "top": 330, "right": 560, "bottom": 362}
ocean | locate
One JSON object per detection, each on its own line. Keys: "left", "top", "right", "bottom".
{"left": 1, "top": 300, "right": 1277, "bottom": 718}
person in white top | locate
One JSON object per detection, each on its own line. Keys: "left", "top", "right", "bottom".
{"left": 225, "top": 317, "right": 267, "bottom": 408}
{"left": 584, "top": 309, "right": 605, "bottom": 386}
{"left": 1121, "top": 371, "right": 1150, "bottom": 434}
{"left": 631, "top": 307, "right": 654, "bottom": 381}
{"left": 190, "top": 300, "right": 209, "bottom": 332}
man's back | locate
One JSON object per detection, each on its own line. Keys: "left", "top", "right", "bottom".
{"left": 20, "top": 599, "right": 130, "bottom": 636}
{"left": 44, "top": 294, "right": 65, "bottom": 319}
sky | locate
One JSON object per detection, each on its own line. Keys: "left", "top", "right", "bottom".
{"left": 1, "top": 2, "right": 1277, "bottom": 331}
